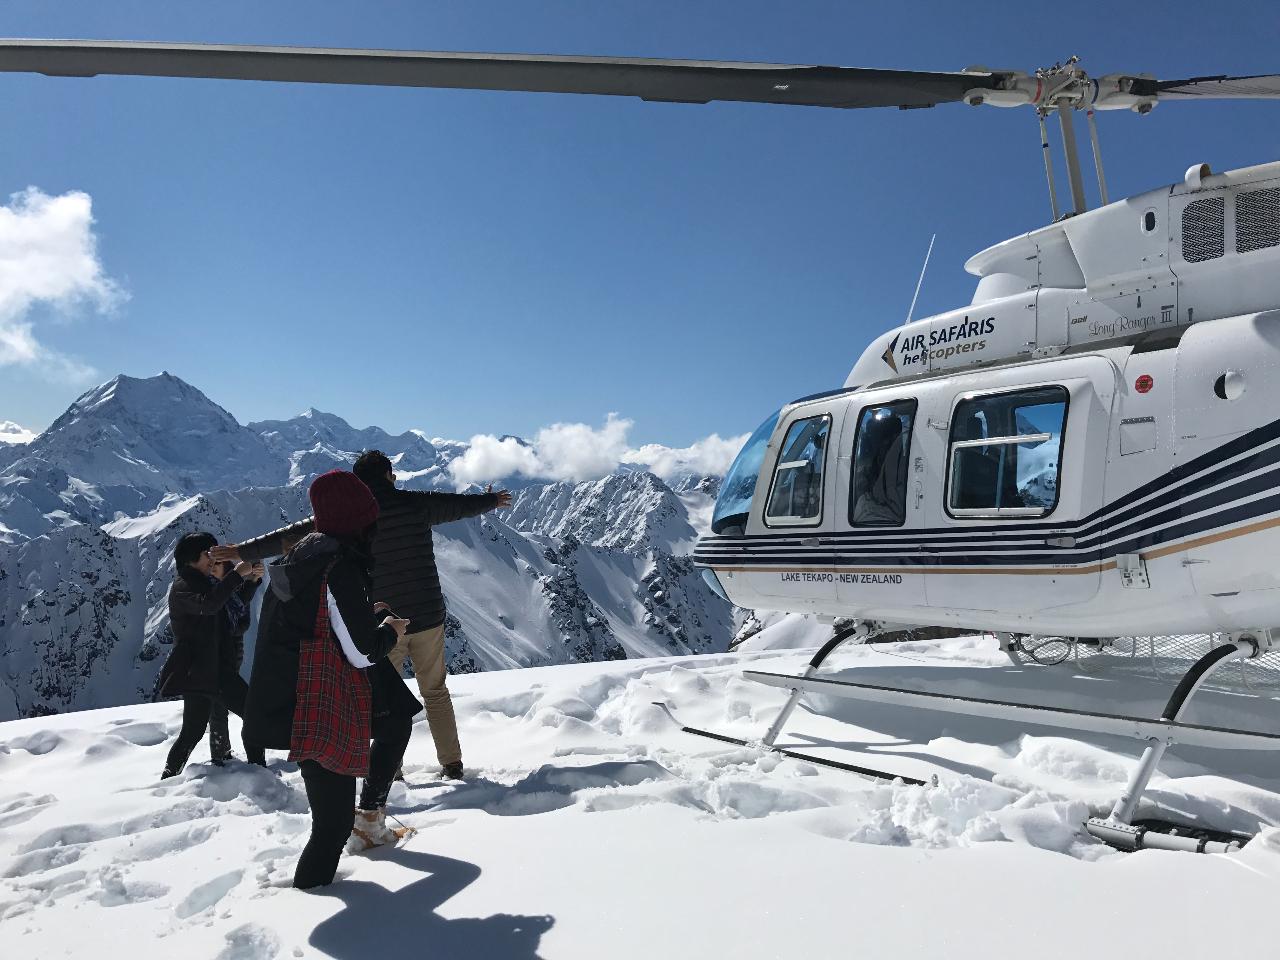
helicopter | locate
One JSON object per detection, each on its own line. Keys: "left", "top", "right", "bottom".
{"left": 5, "top": 39, "right": 1280, "bottom": 852}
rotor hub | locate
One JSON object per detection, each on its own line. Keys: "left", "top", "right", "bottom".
{"left": 964, "top": 58, "right": 1159, "bottom": 114}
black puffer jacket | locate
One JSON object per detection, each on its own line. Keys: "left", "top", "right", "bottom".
{"left": 238, "top": 481, "right": 498, "bottom": 633}
{"left": 243, "top": 532, "right": 420, "bottom": 751}
{"left": 157, "top": 568, "right": 260, "bottom": 699}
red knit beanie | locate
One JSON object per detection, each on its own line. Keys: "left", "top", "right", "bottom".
{"left": 309, "top": 470, "right": 379, "bottom": 536}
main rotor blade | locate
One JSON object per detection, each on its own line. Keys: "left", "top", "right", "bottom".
{"left": 1143, "top": 73, "right": 1280, "bottom": 101}
{"left": 0, "top": 39, "right": 999, "bottom": 109}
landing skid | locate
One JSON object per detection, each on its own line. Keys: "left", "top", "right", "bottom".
{"left": 744, "top": 624, "right": 1278, "bottom": 853}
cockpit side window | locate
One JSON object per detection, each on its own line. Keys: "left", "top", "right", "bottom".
{"left": 850, "top": 399, "right": 917, "bottom": 527}
{"left": 764, "top": 415, "right": 830, "bottom": 526}
{"left": 711, "top": 410, "right": 780, "bottom": 535}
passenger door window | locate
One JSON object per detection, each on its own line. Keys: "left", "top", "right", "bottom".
{"left": 947, "top": 386, "right": 1067, "bottom": 517}
{"left": 849, "top": 399, "right": 917, "bottom": 527}
{"left": 765, "top": 415, "right": 830, "bottom": 526}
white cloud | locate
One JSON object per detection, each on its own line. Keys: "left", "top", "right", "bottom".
{"left": 533, "top": 413, "right": 633, "bottom": 482}
{"left": 447, "top": 412, "right": 748, "bottom": 487}
{"left": 0, "top": 187, "right": 123, "bottom": 381}
{"left": 622, "top": 433, "right": 750, "bottom": 481}
{"left": 447, "top": 434, "right": 542, "bottom": 486}
{"left": 449, "top": 413, "right": 634, "bottom": 486}
{"left": 0, "top": 419, "right": 36, "bottom": 444}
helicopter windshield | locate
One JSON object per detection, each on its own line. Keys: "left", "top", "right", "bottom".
{"left": 711, "top": 410, "right": 780, "bottom": 535}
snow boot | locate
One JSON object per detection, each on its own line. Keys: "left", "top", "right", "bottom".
{"left": 349, "top": 807, "right": 413, "bottom": 852}
{"left": 441, "top": 761, "right": 465, "bottom": 781}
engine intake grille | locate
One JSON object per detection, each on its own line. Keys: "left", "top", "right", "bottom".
{"left": 1235, "top": 187, "right": 1280, "bottom": 254}
{"left": 1182, "top": 196, "right": 1225, "bottom": 262}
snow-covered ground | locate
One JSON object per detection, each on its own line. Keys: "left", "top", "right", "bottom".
{"left": 3, "top": 636, "right": 1280, "bottom": 959}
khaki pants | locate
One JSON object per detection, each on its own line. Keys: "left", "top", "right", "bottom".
{"left": 389, "top": 624, "right": 462, "bottom": 767}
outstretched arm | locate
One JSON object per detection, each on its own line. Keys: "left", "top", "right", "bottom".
{"left": 216, "top": 517, "right": 316, "bottom": 563}
{"left": 408, "top": 487, "right": 511, "bottom": 525}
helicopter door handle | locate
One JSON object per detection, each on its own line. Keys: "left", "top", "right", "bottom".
{"left": 799, "top": 537, "right": 821, "bottom": 548}
{"left": 1045, "top": 536, "right": 1076, "bottom": 548}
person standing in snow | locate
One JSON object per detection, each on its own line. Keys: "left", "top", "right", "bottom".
{"left": 222, "top": 449, "right": 512, "bottom": 781}
{"left": 206, "top": 558, "right": 264, "bottom": 764}
{"left": 157, "top": 533, "right": 266, "bottom": 778}
{"left": 242, "top": 470, "right": 421, "bottom": 889}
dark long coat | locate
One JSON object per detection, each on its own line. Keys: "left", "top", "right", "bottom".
{"left": 243, "top": 532, "right": 421, "bottom": 751}
{"left": 157, "top": 567, "right": 260, "bottom": 699}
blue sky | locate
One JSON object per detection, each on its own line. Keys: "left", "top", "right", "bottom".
{"left": 1, "top": 0, "right": 1277, "bottom": 450}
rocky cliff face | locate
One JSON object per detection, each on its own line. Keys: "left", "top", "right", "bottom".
{"left": 505, "top": 471, "right": 697, "bottom": 554}
{"left": 0, "top": 373, "right": 744, "bottom": 718}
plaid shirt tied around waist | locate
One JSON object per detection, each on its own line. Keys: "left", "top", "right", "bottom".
{"left": 288, "top": 576, "right": 372, "bottom": 776}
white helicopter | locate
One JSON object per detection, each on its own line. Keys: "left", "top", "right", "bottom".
{"left": 6, "top": 40, "right": 1280, "bottom": 851}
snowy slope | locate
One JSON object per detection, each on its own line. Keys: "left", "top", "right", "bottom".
{"left": 2, "top": 638, "right": 1279, "bottom": 959}
{"left": 0, "top": 487, "right": 312, "bottom": 720}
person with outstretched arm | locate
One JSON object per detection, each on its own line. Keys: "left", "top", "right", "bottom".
{"left": 218, "top": 450, "right": 511, "bottom": 780}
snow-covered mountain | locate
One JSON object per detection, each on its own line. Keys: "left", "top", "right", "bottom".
{"left": 0, "top": 374, "right": 286, "bottom": 542}
{"left": 0, "top": 373, "right": 745, "bottom": 719}
{"left": 505, "top": 471, "right": 699, "bottom": 554}
{"left": 250, "top": 408, "right": 452, "bottom": 489}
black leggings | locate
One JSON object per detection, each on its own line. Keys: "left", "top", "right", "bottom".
{"left": 164, "top": 678, "right": 265, "bottom": 774}
{"left": 293, "top": 714, "right": 413, "bottom": 889}
{"left": 209, "top": 645, "right": 245, "bottom": 760}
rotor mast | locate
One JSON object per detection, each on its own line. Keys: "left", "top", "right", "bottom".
{"left": 962, "top": 56, "right": 1160, "bottom": 219}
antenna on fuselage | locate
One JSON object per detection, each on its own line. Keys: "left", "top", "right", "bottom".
{"left": 906, "top": 233, "right": 937, "bottom": 323}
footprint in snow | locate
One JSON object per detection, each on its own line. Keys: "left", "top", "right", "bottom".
{"left": 3, "top": 730, "right": 62, "bottom": 756}
{"left": 95, "top": 865, "right": 169, "bottom": 907}
{"left": 2, "top": 844, "right": 84, "bottom": 879}
{"left": 0, "top": 792, "right": 57, "bottom": 829}
{"left": 174, "top": 869, "right": 244, "bottom": 919}
{"left": 216, "top": 923, "right": 281, "bottom": 960}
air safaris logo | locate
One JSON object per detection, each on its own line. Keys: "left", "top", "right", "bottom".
{"left": 881, "top": 333, "right": 900, "bottom": 373}
{"left": 896, "top": 315, "right": 995, "bottom": 369}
